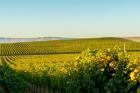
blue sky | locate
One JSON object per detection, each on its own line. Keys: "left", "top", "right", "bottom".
{"left": 0, "top": 0, "right": 140, "bottom": 38}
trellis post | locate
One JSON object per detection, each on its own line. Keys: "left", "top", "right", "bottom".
{"left": 124, "top": 42, "right": 126, "bottom": 53}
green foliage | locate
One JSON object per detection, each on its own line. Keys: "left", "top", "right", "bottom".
{"left": 0, "top": 64, "right": 28, "bottom": 93}
{"left": 0, "top": 47, "right": 140, "bottom": 93}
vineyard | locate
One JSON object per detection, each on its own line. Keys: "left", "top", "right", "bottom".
{"left": 0, "top": 37, "right": 140, "bottom": 93}
{"left": 0, "top": 37, "right": 140, "bottom": 56}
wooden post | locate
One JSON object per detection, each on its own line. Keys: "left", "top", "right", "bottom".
{"left": 124, "top": 42, "right": 126, "bottom": 53}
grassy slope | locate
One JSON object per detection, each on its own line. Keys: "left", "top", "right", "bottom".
{"left": 1, "top": 37, "right": 140, "bottom": 56}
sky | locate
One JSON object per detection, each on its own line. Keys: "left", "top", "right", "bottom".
{"left": 0, "top": 0, "right": 140, "bottom": 38}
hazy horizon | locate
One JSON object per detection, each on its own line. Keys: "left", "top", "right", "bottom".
{"left": 1, "top": 35, "right": 139, "bottom": 38}
{"left": 0, "top": 0, "right": 140, "bottom": 38}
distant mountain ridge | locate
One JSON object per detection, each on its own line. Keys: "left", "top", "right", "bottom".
{"left": 0, "top": 37, "right": 66, "bottom": 43}
{"left": 0, "top": 37, "right": 140, "bottom": 43}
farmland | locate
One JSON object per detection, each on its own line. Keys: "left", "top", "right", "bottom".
{"left": 0, "top": 37, "right": 140, "bottom": 93}
{"left": 1, "top": 37, "right": 140, "bottom": 56}
{"left": 2, "top": 54, "right": 79, "bottom": 73}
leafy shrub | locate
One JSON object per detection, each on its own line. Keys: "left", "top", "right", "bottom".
{"left": 0, "top": 64, "right": 28, "bottom": 93}
{"left": 61, "top": 47, "right": 137, "bottom": 93}
{"left": 0, "top": 47, "right": 140, "bottom": 93}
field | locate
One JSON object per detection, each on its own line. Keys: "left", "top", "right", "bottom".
{"left": 1, "top": 37, "right": 140, "bottom": 56}
{"left": 0, "top": 37, "right": 140, "bottom": 93}
{"left": 2, "top": 54, "right": 79, "bottom": 72}
{"left": 1, "top": 37, "right": 140, "bottom": 73}
{"left": 130, "top": 52, "right": 140, "bottom": 57}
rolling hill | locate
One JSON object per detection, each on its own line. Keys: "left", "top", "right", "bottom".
{"left": 1, "top": 37, "right": 140, "bottom": 56}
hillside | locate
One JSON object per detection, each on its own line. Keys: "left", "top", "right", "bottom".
{"left": 125, "top": 37, "right": 140, "bottom": 42}
{"left": 1, "top": 37, "right": 140, "bottom": 56}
